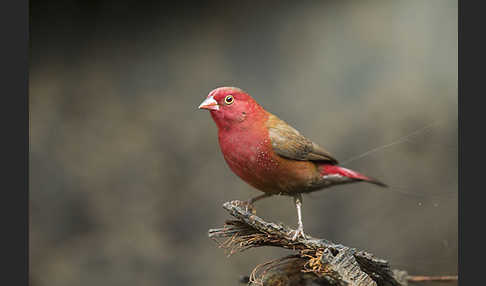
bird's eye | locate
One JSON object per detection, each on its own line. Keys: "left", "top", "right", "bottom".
{"left": 224, "top": 95, "right": 234, "bottom": 105}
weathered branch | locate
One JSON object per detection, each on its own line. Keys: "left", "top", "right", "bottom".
{"left": 208, "top": 200, "right": 457, "bottom": 286}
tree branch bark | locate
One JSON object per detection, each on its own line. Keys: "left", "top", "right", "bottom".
{"left": 208, "top": 200, "right": 457, "bottom": 286}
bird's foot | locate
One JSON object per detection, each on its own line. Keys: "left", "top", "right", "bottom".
{"left": 289, "top": 226, "right": 307, "bottom": 241}
{"left": 289, "top": 194, "right": 307, "bottom": 241}
{"left": 239, "top": 200, "right": 257, "bottom": 214}
{"left": 239, "top": 193, "right": 272, "bottom": 214}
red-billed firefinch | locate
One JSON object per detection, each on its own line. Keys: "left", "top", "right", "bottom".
{"left": 199, "top": 87, "right": 386, "bottom": 240}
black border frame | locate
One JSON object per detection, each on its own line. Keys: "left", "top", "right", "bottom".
{"left": 459, "top": 1, "right": 482, "bottom": 286}
{"left": 0, "top": 0, "right": 29, "bottom": 284}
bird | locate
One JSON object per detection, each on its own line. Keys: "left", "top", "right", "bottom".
{"left": 198, "top": 87, "right": 387, "bottom": 240}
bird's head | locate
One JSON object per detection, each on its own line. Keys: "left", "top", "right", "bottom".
{"left": 198, "top": 87, "right": 264, "bottom": 130}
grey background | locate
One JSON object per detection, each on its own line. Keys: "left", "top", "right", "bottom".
{"left": 30, "top": 1, "right": 457, "bottom": 285}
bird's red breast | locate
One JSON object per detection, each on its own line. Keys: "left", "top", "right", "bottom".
{"left": 217, "top": 112, "right": 322, "bottom": 194}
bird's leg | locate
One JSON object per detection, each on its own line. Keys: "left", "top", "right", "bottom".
{"left": 290, "top": 193, "right": 307, "bottom": 240}
{"left": 242, "top": 193, "right": 273, "bottom": 214}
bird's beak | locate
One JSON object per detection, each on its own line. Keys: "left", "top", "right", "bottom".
{"left": 198, "top": 96, "right": 219, "bottom": 111}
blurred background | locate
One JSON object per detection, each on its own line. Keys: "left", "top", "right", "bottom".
{"left": 30, "top": 0, "right": 457, "bottom": 285}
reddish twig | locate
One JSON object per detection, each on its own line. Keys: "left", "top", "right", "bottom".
{"left": 408, "top": 275, "right": 458, "bottom": 283}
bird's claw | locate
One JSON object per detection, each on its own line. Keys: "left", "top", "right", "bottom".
{"left": 238, "top": 200, "right": 257, "bottom": 214}
{"left": 289, "top": 227, "right": 307, "bottom": 241}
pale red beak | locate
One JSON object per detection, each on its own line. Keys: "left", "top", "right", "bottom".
{"left": 198, "top": 95, "right": 219, "bottom": 111}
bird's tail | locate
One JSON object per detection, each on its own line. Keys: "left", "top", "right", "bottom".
{"left": 319, "top": 164, "right": 388, "bottom": 187}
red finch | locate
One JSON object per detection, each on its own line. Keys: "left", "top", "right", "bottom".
{"left": 199, "top": 87, "right": 386, "bottom": 240}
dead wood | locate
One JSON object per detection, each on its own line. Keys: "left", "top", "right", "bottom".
{"left": 208, "top": 200, "right": 457, "bottom": 286}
